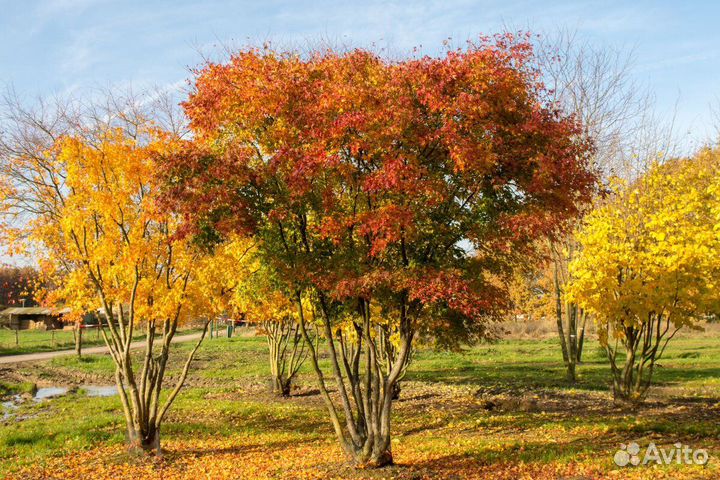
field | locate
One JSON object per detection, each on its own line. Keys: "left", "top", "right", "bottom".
{"left": 0, "top": 327, "right": 208, "bottom": 356}
{"left": 0, "top": 328, "right": 718, "bottom": 479}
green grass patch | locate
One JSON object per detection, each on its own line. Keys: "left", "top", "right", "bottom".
{"left": 0, "top": 392, "right": 125, "bottom": 469}
{"left": 49, "top": 354, "right": 116, "bottom": 375}
{"left": 0, "top": 380, "right": 36, "bottom": 397}
{"left": 1, "top": 333, "right": 719, "bottom": 475}
{"left": 0, "top": 327, "right": 203, "bottom": 356}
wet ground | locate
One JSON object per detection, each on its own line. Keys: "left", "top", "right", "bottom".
{"left": 2, "top": 384, "right": 118, "bottom": 421}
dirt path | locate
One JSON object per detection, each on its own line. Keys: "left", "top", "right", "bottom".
{"left": 0, "top": 331, "right": 223, "bottom": 364}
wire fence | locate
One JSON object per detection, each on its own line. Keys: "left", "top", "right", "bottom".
{"left": 0, "top": 324, "right": 211, "bottom": 356}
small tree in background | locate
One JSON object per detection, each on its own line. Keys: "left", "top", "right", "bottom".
{"left": 568, "top": 150, "right": 720, "bottom": 402}
{"left": 260, "top": 312, "right": 311, "bottom": 397}
{"left": 233, "top": 265, "right": 315, "bottom": 397}
{"left": 192, "top": 233, "right": 314, "bottom": 396}
{"left": 164, "top": 35, "right": 596, "bottom": 467}
{"left": 509, "top": 241, "right": 589, "bottom": 380}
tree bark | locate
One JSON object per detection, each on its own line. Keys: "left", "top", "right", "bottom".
{"left": 605, "top": 314, "right": 679, "bottom": 403}
{"left": 128, "top": 424, "right": 161, "bottom": 454}
{"left": 98, "top": 295, "right": 210, "bottom": 455}
{"left": 75, "top": 323, "right": 82, "bottom": 358}
{"left": 296, "top": 291, "right": 412, "bottom": 468}
{"left": 265, "top": 317, "right": 310, "bottom": 397}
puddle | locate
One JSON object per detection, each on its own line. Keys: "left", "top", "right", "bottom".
{"left": 34, "top": 387, "right": 69, "bottom": 400}
{"left": 28, "top": 385, "right": 118, "bottom": 402}
{"left": 2, "top": 384, "right": 118, "bottom": 420}
{"left": 83, "top": 385, "right": 117, "bottom": 397}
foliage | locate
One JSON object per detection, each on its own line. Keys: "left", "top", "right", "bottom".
{"left": 0, "top": 106, "right": 211, "bottom": 453}
{"left": 163, "top": 34, "right": 596, "bottom": 466}
{"left": 191, "top": 233, "right": 258, "bottom": 317}
{"left": 0, "top": 266, "right": 42, "bottom": 308}
{"left": 567, "top": 148, "right": 720, "bottom": 401}
{"left": 192, "top": 233, "right": 313, "bottom": 396}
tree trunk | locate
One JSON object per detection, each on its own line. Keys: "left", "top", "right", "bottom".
{"left": 271, "top": 375, "right": 292, "bottom": 397}
{"left": 265, "top": 318, "right": 310, "bottom": 398}
{"left": 296, "top": 291, "right": 411, "bottom": 469}
{"left": 567, "top": 303, "right": 577, "bottom": 382}
{"left": 75, "top": 324, "right": 82, "bottom": 358}
{"left": 576, "top": 313, "right": 587, "bottom": 362}
{"left": 390, "top": 381, "right": 401, "bottom": 401}
{"left": 606, "top": 316, "right": 679, "bottom": 404}
{"left": 98, "top": 299, "right": 210, "bottom": 456}
{"left": 554, "top": 263, "right": 575, "bottom": 382}
{"left": 128, "top": 424, "right": 161, "bottom": 455}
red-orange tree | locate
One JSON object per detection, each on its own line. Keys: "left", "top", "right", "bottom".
{"left": 164, "top": 35, "right": 596, "bottom": 467}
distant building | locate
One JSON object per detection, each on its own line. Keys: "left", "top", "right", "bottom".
{"left": 0, "top": 306, "right": 70, "bottom": 330}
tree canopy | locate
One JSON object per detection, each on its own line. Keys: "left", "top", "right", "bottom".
{"left": 163, "top": 35, "right": 597, "bottom": 466}
{"left": 567, "top": 147, "right": 720, "bottom": 400}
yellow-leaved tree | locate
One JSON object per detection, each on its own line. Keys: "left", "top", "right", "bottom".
{"left": 196, "top": 233, "right": 316, "bottom": 397}
{"left": 567, "top": 148, "right": 720, "bottom": 402}
{"left": 236, "top": 268, "right": 314, "bottom": 397}
{"left": 0, "top": 99, "right": 210, "bottom": 453}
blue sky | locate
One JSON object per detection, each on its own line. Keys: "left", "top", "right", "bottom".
{"left": 1, "top": 0, "right": 719, "bottom": 146}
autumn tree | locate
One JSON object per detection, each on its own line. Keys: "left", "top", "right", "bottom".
{"left": 243, "top": 278, "right": 313, "bottom": 397}
{"left": 164, "top": 36, "right": 596, "bottom": 466}
{"left": 524, "top": 31, "right": 656, "bottom": 382}
{"left": 0, "top": 94, "right": 210, "bottom": 453}
{"left": 0, "top": 266, "right": 41, "bottom": 308}
{"left": 568, "top": 150, "right": 720, "bottom": 402}
{"left": 194, "top": 234, "right": 311, "bottom": 396}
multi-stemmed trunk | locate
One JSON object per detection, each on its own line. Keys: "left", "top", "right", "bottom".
{"left": 297, "top": 291, "right": 413, "bottom": 467}
{"left": 604, "top": 312, "right": 680, "bottom": 403}
{"left": 264, "top": 317, "right": 312, "bottom": 397}
{"left": 98, "top": 297, "right": 209, "bottom": 454}
{"left": 552, "top": 241, "right": 587, "bottom": 383}
{"left": 554, "top": 298, "right": 586, "bottom": 382}
{"left": 377, "top": 322, "right": 412, "bottom": 401}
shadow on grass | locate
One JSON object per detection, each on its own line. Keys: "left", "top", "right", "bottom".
{"left": 407, "top": 360, "right": 720, "bottom": 393}
{"left": 406, "top": 361, "right": 612, "bottom": 391}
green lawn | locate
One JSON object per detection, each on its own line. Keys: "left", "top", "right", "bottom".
{"left": 0, "top": 327, "right": 204, "bottom": 356}
{"left": 1, "top": 334, "right": 718, "bottom": 479}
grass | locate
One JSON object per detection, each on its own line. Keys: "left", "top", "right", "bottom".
{"left": 408, "top": 336, "right": 720, "bottom": 391}
{"left": 0, "top": 381, "right": 36, "bottom": 397}
{"left": 1, "top": 392, "right": 124, "bottom": 463}
{"left": 49, "top": 354, "right": 116, "bottom": 374}
{"left": 0, "top": 327, "right": 204, "bottom": 356}
{"left": 1, "top": 333, "right": 719, "bottom": 479}
{"left": 0, "top": 328, "right": 99, "bottom": 356}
